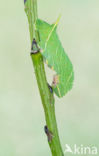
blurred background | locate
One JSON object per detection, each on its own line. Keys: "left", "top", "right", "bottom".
{"left": 0, "top": 0, "right": 99, "bottom": 155}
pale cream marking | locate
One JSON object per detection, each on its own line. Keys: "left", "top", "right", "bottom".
{"left": 66, "top": 71, "right": 73, "bottom": 87}
{"left": 56, "top": 86, "right": 61, "bottom": 97}
{"left": 46, "top": 60, "right": 48, "bottom": 65}
{"left": 52, "top": 75, "right": 59, "bottom": 86}
{"left": 51, "top": 66, "right": 54, "bottom": 70}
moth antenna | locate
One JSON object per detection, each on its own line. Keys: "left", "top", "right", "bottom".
{"left": 54, "top": 14, "right": 61, "bottom": 27}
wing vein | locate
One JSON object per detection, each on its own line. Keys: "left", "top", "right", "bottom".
{"left": 44, "top": 23, "right": 57, "bottom": 51}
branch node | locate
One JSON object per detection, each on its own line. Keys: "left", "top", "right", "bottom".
{"left": 24, "top": 0, "right": 27, "bottom": 4}
{"left": 48, "top": 83, "right": 53, "bottom": 93}
{"left": 44, "top": 125, "right": 53, "bottom": 142}
{"left": 31, "top": 39, "right": 40, "bottom": 54}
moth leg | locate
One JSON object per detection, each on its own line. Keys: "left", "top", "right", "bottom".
{"left": 52, "top": 75, "right": 59, "bottom": 86}
{"left": 31, "top": 38, "right": 40, "bottom": 54}
{"left": 44, "top": 125, "right": 53, "bottom": 142}
{"left": 47, "top": 83, "right": 53, "bottom": 93}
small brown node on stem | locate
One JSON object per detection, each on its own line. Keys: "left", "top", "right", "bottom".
{"left": 44, "top": 125, "right": 53, "bottom": 142}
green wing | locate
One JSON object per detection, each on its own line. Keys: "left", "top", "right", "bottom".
{"left": 36, "top": 19, "right": 74, "bottom": 97}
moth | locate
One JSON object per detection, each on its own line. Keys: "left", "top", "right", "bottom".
{"left": 36, "top": 18, "right": 74, "bottom": 97}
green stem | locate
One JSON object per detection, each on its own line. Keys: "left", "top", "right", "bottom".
{"left": 24, "top": 0, "right": 64, "bottom": 155}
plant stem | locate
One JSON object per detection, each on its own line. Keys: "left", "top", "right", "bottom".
{"left": 24, "top": 0, "right": 64, "bottom": 155}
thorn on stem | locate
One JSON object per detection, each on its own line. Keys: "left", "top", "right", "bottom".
{"left": 44, "top": 125, "right": 53, "bottom": 142}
